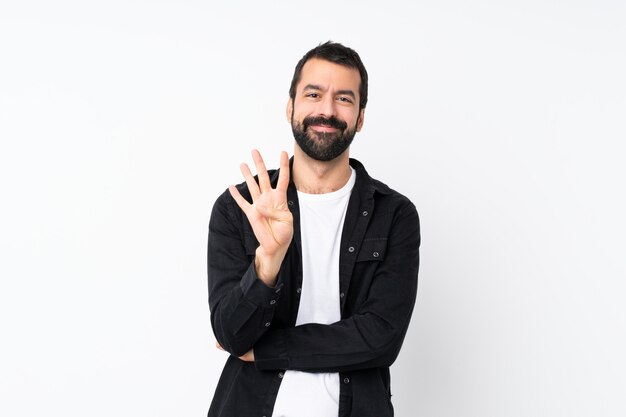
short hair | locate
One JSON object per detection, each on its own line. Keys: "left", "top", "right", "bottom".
{"left": 289, "top": 41, "right": 368, "bottom": 111}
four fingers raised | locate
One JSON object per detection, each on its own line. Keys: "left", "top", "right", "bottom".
{"left": 229, "top": 150, "right": 290, "bottom": 202}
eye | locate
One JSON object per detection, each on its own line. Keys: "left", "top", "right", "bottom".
{"left": 306, "top": 93, "right": 320, "bottom": 98}
{"left": 338, "top": 96, "right": 353, "bottom": 104}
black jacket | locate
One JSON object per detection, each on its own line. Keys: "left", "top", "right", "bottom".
{"left": 207, "top": 157, "right": 420, "bottom": 417}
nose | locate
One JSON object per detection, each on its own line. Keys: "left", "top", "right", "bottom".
{"left": 317, "top": 95, "right": 337, "bottom": 118}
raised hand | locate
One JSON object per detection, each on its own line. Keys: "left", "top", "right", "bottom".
{"left": 228, "top": 150, "right": 293, "bottom": 286}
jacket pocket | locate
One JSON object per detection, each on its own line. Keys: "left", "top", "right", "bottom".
{"left": 356, "top": 238, "right": 388, "bottom": 262}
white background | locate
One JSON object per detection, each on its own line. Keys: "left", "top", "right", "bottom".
{"left": 1, "top": 1, "right": 625, "bottom": 416}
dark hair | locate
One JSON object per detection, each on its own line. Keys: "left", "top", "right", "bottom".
{"left": 289, "top": 41, "right": 368, "bottom": 111}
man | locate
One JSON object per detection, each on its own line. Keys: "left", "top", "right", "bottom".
{"left": 207, "top": 41, "right": 420, "bottom": 417}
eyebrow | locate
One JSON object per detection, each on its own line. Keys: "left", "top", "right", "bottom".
{"left": 302, "top": 84, "right": 356, "bottom": 100}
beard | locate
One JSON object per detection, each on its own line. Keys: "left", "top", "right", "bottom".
{"left": 291, "top": 114, "right": 358, "bottom": 162}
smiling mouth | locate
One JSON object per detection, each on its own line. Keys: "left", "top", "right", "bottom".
{"left": 310, "top": 124, "right": 339, "bottom": 132}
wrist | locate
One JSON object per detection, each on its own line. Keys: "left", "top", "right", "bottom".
{"left": 254, "top": 247, "right": 286, "bottom": 286}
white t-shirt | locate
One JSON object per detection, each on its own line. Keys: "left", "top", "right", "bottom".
{"left": 271, "top": 167, "right": 356, "bottom": 417}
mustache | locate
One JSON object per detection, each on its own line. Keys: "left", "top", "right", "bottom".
{"left": 303, "top": 115, "right": 348, "bottom": 131}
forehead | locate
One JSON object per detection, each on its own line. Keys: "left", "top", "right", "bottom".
{"left": 297, "top": 58, "right": 361, "bottom": 94}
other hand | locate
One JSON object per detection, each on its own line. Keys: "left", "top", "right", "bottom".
{"left": 215, "top": 342, "right": 254, "bottom": 362}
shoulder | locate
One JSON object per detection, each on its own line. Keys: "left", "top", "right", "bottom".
{"left": 367, "top": 176, "right": 420, "bottom": 250}
{"left": 351, "top": 157, "right": 417, "bottom": 212}
{"left": 370, "top": 176, "right": 418, "bottom": 217}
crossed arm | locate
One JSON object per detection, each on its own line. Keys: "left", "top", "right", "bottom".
{"left": 207, "top": 150, "right": 419, "bottom": 372}
{"left": 208, "top": 149, "right": 292, "bottom": 359}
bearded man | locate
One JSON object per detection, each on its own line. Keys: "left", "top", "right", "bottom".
{"left": 207, "top": 41, "right": 420, "bottom": 417}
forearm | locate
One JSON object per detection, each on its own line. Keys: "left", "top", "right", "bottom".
{"left": 253, "top": 201, "right": 420, "bottom": 372}
{"left": 210, "top": 260, "right": 283, "bottom": 356}
{"left": 253, "top": 312, "right": 414, "bottom": 373}
{"left": 254, "top": 246, "right": 289, "bottom": 287}
{"left": 207, "top": 190, "right": 284, "bottom": 356}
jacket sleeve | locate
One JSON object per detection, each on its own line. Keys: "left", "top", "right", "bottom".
{"left": 253, "top": 200, "right": 420, "bottom": 373}
{"left": 207, "top": 190, "right": 283, "bottom": 357}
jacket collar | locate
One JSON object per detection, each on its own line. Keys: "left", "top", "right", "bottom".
{"left": 269, "top": 155, "right": 393, "bottom": 197}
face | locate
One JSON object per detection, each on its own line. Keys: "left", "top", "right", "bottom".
{"left": 287, "top": 58, "right": 365, "bottom": 162}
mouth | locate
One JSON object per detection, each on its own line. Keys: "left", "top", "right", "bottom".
{"left": 309, "top": 124, "right": 339, "bottom": 133}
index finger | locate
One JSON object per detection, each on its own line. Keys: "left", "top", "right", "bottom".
{"left": 276, "top": 151, "right": 290, "bottom": 193}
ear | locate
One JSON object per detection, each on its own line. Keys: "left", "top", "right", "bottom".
{"left": 356, "top": 108, "right": 365, "bottom": 132}
{"left": 286, "top": 98, "right": 293, "bottom": 123}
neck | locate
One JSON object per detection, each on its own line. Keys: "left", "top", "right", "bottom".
{"left": 292, "top": 145, "right": 352, "bottom": 194}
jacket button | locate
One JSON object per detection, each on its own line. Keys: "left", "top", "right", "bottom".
{"left": 348, "top": 246, "right": 355, "bottom": 253}
{"left": 264, "top": 322, "right": 271, "bottom": 327}
{"left": 340, "top": 292, "right": 345, "bottom": 298}
{"left": 373, "top": 251, "right": 380, "bottom": 258}
{"left": 296, "top": 287, "right": 302, "bottom": 294}
{"left": 278, "top": 372, "right": 284, "bottom": 378}
{"left": 288, "top": 200, "right": 294, "bottom": 206}
{"left": 343, "top": 377, "right": 350, "bottom": 384}
{"left": 362, "top": 210, "right": 368, "bottom": 216}
{"left": 270, "top": 299, "right": 276, "bottom": 305}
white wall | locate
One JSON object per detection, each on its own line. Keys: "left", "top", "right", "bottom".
{"left": 1, "top": 1, "right": 624, "bottom": 416}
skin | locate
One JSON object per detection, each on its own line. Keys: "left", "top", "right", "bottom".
{"left": 220, "top": 58, "right": 366, "bottom": 362}
{"left": 288, "top": 58, "right": 365, "bottom": 194}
